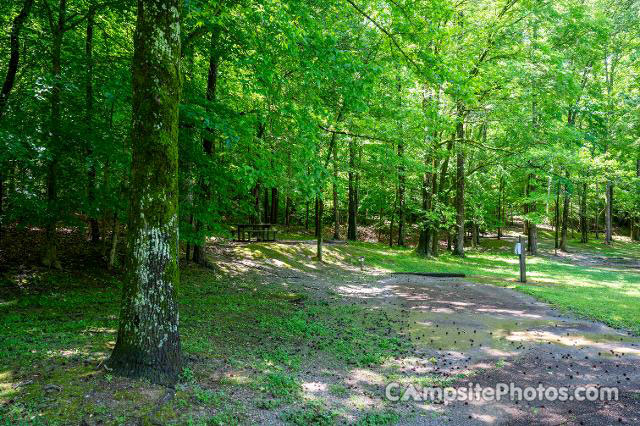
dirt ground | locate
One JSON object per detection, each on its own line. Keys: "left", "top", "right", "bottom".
{"left": 217, "top": 241, "right": 640, "bottom": 425}
{"left": 370, "top": 274, "right": 640, "bottom": 425}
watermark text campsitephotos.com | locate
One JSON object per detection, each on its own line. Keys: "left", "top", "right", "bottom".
{"left": 385, "top": 382, "right": 619, "bottom": 404}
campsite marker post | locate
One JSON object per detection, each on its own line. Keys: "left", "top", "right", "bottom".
{"left": 516, "top": 236, "right": 526, "bottom": 283}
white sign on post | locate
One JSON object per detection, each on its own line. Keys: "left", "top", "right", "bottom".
{"left": 514, "top": 242, "right": 522, "bottom": 255}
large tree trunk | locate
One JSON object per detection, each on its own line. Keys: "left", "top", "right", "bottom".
{"left": 108, "top": 0, "right": 182, "bottom": 385}
{"left": 397, "top": 140, "right": 406, "bottom": 246}
{"left": 580, "top": 182, "right": 588, "bottom": 243}
{"left": 453, "top": 105, "right": 465, "bottom": 257}
{"left": 560, "top": 174, "right": 571, "bottom": 252}
{"left": 43, "top": 0, "right": 66, "bottom": 270}
{"left": 347, "top": 138, "right": 357, "bottom": 241}
{"left": 85, "top": 5, "right": 100, "bottom": 244}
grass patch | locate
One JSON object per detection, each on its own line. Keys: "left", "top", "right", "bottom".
{"left": 281, "top": 400, "right": 338, "bottom": 425}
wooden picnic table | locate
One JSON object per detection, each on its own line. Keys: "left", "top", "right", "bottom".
{"left": 234, "top": 224, "right": 278, "bottom": 242}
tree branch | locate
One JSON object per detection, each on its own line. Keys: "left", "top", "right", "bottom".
{"left": 344, "top": 0, "right": 421, "bottom": 73}
{"left": 319, "top": 125, "right": 393, "bottom": 144}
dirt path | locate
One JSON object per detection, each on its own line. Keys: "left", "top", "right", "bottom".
{"left": 211, "top": 242, "right": 639, "bottom": 424}
{"left": 339, "top": 274, "right": 640, "bottom": 425}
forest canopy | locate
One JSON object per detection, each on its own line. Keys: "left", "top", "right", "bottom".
{"left": 1, "top": 0, "right": 639, "bottom": 263}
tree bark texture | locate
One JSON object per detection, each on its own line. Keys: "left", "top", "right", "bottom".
{"left": 109, "top": 0, "right": 182, "bottom": 385}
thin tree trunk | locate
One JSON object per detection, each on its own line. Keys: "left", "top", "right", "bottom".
{"left": 109, "top": 0, "right": 182, "bottom": 385}
{"left": 315, "top": 197, "right": 319, "bottom": 237}
{"left": 497, "top": 176, "right": 503, "bottom": 239}
{"left": 453, "top": 104, "right": 465, "bottom": 257}
{"left": 108, "top": 211, "right": 119, "bottom": 270}
{"left": 263, "top": 188, "right": 270, "bottom": 224}
{"left": 527, "top": 174, "right": 537, "bottom": 255}
{"left": 580, "top": 182, "right": 588, "bottom": 243}
{"left": 560, "top": 173, "right": 570, "bottom": 252}
{"left": 193, "top": 30, "right": 221, "bottom": 265}
{"left": 332, "top": 143, "right": 340, "bottom": 239}
{"left": 185, "top": 214, "right": 193, "bottom": 263}
{"left": 0, "top": 0, "right": 32, "bottom": 120}
{"left": 271, "top": 188, "right": 279, "bottom": 224}
{"left": 605, "top": 182, "right": 613, "bottom": 244}
{"left": 389, "top": 186, "right": 397, "bottom": 247}
{"left": 43, "top": 0, "right": 66, "bottom": 270}
{"left": 305, "top": 201, "right": 309, "bottom": 230}
{"left": 595, "top": 183, "right": 599, "bottom": 239}
{"left": 316, "top": 198, "right": 323, "bottom": 261}
{"left": 555, "top": 183, "right": 560, "bottom": 251}
{"left": 0, "top": 0, "right": 33, "bottom": 238}
{"left": 85, "top": 5, "right": 100, "bottom": 244}
{"left": 397, "top": 139, "right": 405, "bottom": 246}
{"left": 471, "top": 223, "right": 478, "bottom": 248}
{"left": 431, "top": 159, "right": 441, "bottom": 257}
{"left": 252, "top": 184, "right": 260, "bottom": 224}
{"left": 285, "top": 196, "right": 291, "bottom": 227}
{"left": 417, "top": 155, "right": 433, "bottom": 256}
{"left": 347, "top": 138, "right": 357, "bottom": 241}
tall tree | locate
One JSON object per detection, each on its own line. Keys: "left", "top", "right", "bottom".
{"left": 109, "top": 0, "right": 182, "bottom": 384}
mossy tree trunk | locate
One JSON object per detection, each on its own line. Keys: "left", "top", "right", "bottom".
{"left": 108, "top": 0, "right": 182, "bottom": 385}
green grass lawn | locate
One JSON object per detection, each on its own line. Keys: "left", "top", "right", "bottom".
{"left": 0, "top": 264, "right": 410, "bottom": 424}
